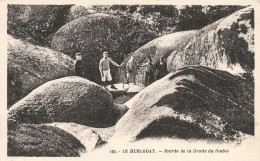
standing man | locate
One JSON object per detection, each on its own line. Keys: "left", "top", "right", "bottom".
{"left": 140, "top": 57, "right": 154, "bottom": 86}
{"left": 74, "top": 52, "right": 84, "bottom": 77}
{"left": 154, "top": 56, "right": 168, "bottom": 80}
{"left": 99, "top": 51, "right": 121, "bottom": 90}
{"left": 126, "top": 55, "right": 137, "bottom": 84}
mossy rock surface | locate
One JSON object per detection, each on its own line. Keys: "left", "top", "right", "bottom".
{"left": 112, "top": 66, "right": 254, "bottom": 142}
{"left": 167, "top": 6, "right": 254, "bottom": 77}
{"left": 8, "top": 5, "right": 72, "bottom": 47}
{"left": 8, "top": 123, "right": 85, "bottom": 156}
{"left": 7, "top": 35, "right": 75, "bottom": 107}
{"left": 8, "top": 77, "right": 121, "bottom": 128}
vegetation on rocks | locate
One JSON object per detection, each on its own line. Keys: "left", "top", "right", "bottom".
{"left": 167, "top": 6, "right": 254, "bottom": 78}
{"left": 217, "top": 10, "right": 254, "bottom": 73}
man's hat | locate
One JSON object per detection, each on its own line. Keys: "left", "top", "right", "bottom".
{"left": 76, "top": 52, "right": 82, "bottom": 56}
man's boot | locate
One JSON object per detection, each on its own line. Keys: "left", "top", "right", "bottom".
{"left": 109, "top": 81, "right": 117, "bottom": 89}
{"left": 102, "top": 81, "right": 108, "bottom": 90}
{"left": 125, "top": 79, "right": 129, "bottom": 84}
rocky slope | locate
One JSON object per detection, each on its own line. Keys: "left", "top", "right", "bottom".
{"left": 7, "top": 35, "right": 74, "bottom": 107}
{"left": 8, "top": 77, "right": 125, "bottom": 127}
{"left": 112, "top": 66, "right": 254, "bottom": 142}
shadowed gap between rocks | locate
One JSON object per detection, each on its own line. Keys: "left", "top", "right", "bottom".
{"left": 168, "top": 66, "right": 254, "bottom": 106}
{"left": 136, "top": 116, "right": 215, "bottom": 140}
{"left": 8, "top": 124, "right": 85, "bottom": 157}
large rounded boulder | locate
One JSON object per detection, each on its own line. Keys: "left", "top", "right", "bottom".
{"left": 65, "top": 5, "right": 96, "bottom": 23}
{"left": 7, "top": 5, "right": 72, "bottom": 46}
{"left": 8, "top": 77, "right": 121, "bottom": 127}
{"left": 51, "top": 13, "right": 156, "bottom": 83}
{"left": 167, "top": 6, "right": 254, "bottom": 77}
{"left": 48, "top": 122, "right": 116, "bottom": 151}
{"left": 7, "top": 35, "right": 75, "bottom": 107}
{"left": 8, "top": 123, "right": 85, "bottom": 156}
{"left": 112, "top": 66, "right": 254, "bottom": 142}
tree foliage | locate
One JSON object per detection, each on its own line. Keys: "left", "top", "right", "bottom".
{"left": 177, "top": 5, "right": 208, "bottom": 31}
{"left": 8, "top": 5, "right": 246, "bottom": 47}
{"left": 90, "top": 5, "right": 246, "bottom": 35}
{"left": 205, "top": 5, "right": 245, "bottom": 24}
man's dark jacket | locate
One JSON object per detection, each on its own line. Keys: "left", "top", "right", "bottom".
{"left": 74, "top": 60, "right": 84, "bottom": 77}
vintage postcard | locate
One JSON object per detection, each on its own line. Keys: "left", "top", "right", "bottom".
{"left": 0, "top": 0, "right": 259, "bottom": 161}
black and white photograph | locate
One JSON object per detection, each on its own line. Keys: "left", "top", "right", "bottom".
{"left": 1, "top": 1, "right": 260, "bottom": 160}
